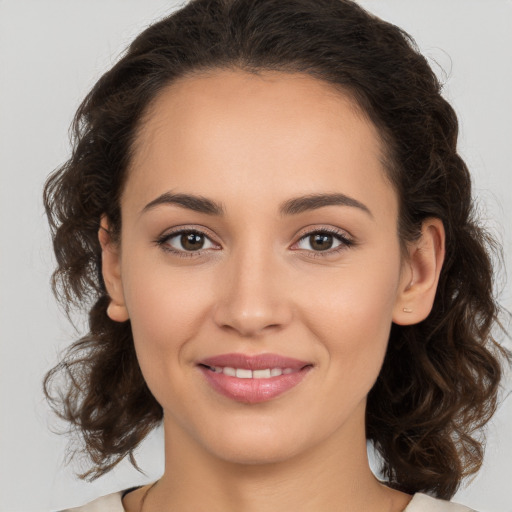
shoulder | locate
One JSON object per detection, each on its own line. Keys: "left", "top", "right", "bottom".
{"left": 57, "top": 490, "right": 478, "bottom": 512}
{"left": 406, "top": 493, "right": 477, "bottom": 512}
{"left": 58, "top": 491, "right": 125, "bottom": 512}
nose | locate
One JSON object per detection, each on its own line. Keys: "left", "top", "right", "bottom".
{"left": 212, "top": 241, "right": 293, "bottom": 338}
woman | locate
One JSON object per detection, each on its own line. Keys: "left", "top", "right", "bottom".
{"left": 43, "top": 0, "right": 509, "bottom": 511}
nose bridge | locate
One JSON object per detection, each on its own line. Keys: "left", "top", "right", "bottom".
{"left": 213, "top": 234, "right": 292, "bottom": 337}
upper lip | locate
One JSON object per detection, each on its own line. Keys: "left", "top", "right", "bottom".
{"left": 198, "top": 353, "right": 312, "bottom": 371}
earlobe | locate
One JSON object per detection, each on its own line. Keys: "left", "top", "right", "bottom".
{"left": 98, "top": 216, "right": 129, "bottom": 322}
{"left": 393, "top": 218, "right": 445, "bottom": 326}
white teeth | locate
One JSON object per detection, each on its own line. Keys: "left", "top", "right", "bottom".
{"left": 208, "top": 366, "right": 298, "bottom": 378}
{"left": 235, "top": 368, "right": 252, "bottom": 379}
{"left": 253, "top": 369, "right": 271, "bottom": 379}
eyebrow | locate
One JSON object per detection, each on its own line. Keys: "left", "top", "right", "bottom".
{"left": 280, "top": 193, "right": 372, "bottom": 217}
{"left": 140, "top": 191, "right": 372, "bottom": 218}
{"left": 142, "top": 192, "right": 223, "bottom": 216}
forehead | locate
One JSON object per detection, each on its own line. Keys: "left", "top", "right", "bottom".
{"left": 134, "top": 69, "right": 380, "bottom": 160}
{"left": 125, "top": 69, "right": 397, "bottom": 221}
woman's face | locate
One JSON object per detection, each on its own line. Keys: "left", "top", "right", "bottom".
{"left": 105, "top": 70, "right": 413, "bottom": 464}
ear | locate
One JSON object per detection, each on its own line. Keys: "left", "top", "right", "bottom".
{"left": 392, "top": 218, "right": 445, "bottom": 326}
{"left": 98, "top": 216, "right": 129, "bottom": 322}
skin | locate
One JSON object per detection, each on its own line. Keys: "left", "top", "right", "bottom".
{"left": 100, "top": 69, "right": 445, "bottom": 512}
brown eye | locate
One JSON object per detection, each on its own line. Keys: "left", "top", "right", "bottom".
{"left": 308, "top": 233, "right": 334, "bottom": 251}
{"left": 159, "top": 229, "right": 218, "bottom": 254}
{"left": 180, "top": 232, "right": 205, "bottom": 251}
{"left": 294, "top": 229, "right": 353, "bottom": 255}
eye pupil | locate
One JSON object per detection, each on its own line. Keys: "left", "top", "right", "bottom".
{"left": 181, "top": 232, "right": 204, "bottom": 251}
{"left": 310, "top": 233, "right": 333, "bottom": 251}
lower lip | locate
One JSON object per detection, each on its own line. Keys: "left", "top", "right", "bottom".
{"left": 199, "top": 366, "right": 312, "bottom": 404}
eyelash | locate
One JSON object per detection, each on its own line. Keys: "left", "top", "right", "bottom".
{"left": 155, "top": 227, "right": 355, "bottom": 259}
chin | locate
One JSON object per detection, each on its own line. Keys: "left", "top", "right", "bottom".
{"left": 210, "top": 440, "right": 304, "bottom": 466}
{"left": 198, "top": 421, "right": 310, "bottom": 466}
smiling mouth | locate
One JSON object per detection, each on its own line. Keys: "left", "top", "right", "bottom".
{"left": 197, "top": 353, "right": 313, "bottom": 403}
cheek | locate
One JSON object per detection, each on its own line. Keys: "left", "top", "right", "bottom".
{"left": 303, "top": 250, "right": 400, "bottom": 331}
{"left": 122, "top": 273, "right": 220, "bottom": 420}
{"left": 120, "top": 258, "right": 216, "bottom": 396}
{"left": 299, "top": 250, "right": 401, "bottom": 387}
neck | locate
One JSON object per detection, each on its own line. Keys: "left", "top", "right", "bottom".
{"left": 137, "top": 405, "right": 410, "bottom": 512}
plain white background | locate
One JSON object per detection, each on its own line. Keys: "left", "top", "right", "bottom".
{"left": 0, "top": 1, "right": 511, "bottom": 511}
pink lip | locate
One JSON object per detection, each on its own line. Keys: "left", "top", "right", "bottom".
{"left": 198, "top": 353, "right": 313, "bottom": 404}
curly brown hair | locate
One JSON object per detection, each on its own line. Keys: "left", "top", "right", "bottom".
{"left": 43, "top": 0, "right": 509, "bottom": 499}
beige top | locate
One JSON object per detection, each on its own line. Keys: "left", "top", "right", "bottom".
{"left": 60, "top": 490, "right": 476, "bottom": 512}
